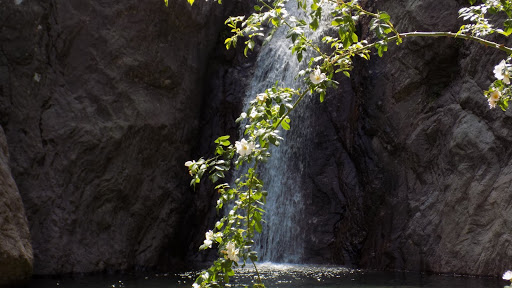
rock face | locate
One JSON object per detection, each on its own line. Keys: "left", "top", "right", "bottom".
{"left": 0, "top": 0, "right": 238, "bottom": 274}
{"left": 0, "top": 125, "right": 33, "bottom": 282}
{"left": 325, "top": 0, "right": 512, "bottom": 276}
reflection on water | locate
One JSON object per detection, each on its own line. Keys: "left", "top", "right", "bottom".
{"left": 21, "top": 263, "right": 502, "bottom": 288}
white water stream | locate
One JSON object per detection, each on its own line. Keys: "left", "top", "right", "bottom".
{"left": 239, "top": 0, "right": 332, "bottom": 263}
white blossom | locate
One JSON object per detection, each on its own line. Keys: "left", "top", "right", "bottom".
{"left": 503, "top": 270, "right": 512, "bottom": 280}
{"left": 205, "top": 230, "right": 214, "bottom": 241}
{"left": 203, "top": 239, "right": 213, "bottom": 248}
{"left": 193, "top": 283, "right": 200, "bottom": 288}
{"left": 240, "top": 112, "right": 247, "bottom": 119}
{"left": 203, "top": 230, "right": 214, "bottom": 248}
{"left": 256, "top": 93, "right": 268, "bottom": 103}
{"left": 310, "top": 67, "right": 326, "bottom": 84}
{"left": 494, "top": 60, "right": 510, "bottom": 84}
{"left": 249, "top": 108, "right": 259, "bottom": 119}
{"left": 225, "top": 241, "right": 240, "bottom": 262}
{"left": 201, "top": 272, "right": 209, "bottom": 281}
{"left": 235, "top": 139, "right": 256, "bottom": 156}
{"left": 489, "top": 90, "right": 501, "bottom": 109}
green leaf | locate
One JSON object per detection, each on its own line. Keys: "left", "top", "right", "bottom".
{"left": 503, "top": 19, "right": 512, "bottom": 36}
{"left": 351, "top": 32, "right": 358, "bottom": 43}
{"left": 309, "top": 18, "right": 319, "bottom": 31}
{"left": 268, "top": 135, "right": 279, "bottom": 146}
{"left": 500, "top": 98, "right": 509, "bottom": 111}
{"left": 253, "top": 191, "right": 263, "bottom": 200}
{"left": 279, "top": 104, "right": 286, "bottom": 117}
{"left": 254, "top": 5, "right": 261, "bottom": 11}
{"left": 297, "top": 51, "right": 303, "bottom": 63}
{"left": 255, "top": 219, "right": 263, "bottom": 233}
{"left": 281, "top": 118, "right": 291, "bottom": 130}
{"left": 215, "top": 221, "right": 224, "bottom": 229}
{"left": 379, "top": 12, "right": 390, "bottom": 22}
{"left": 224, "top": 38, "right": 232, "bottom": 50}
{"left": 164, "top": 0, "right": 168, "bottom": 7}
{"left": 271, "top": 18, "right": 279, "bottom": 27}
{"left": 247, "top": 39, "right": 255, "bottom": 50}
{"left": 319, "top": 92, "right": 325, "bottom": 103}
{"left": 215, "top": 135, "right": 231, "bottom": 146}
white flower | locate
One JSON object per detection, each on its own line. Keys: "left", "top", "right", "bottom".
{"left": 494, "top": 60, "right": 511, "bottom": 84}
{"left": 240, "top": 112, "right": 247, "bottom": 119}
{"left": 255, "top": 128, "right": 266, "bottom": 137}
{"left": 205, "top": 230, "right": 214, "bottom": 241}
{"left": 310, "top": 67, "right": 326, "bottom": 84}
{"left": 256, "top": 93, "right": 268, "bottom": 103}
{"left": 203, "top": 230, "right": 214, "bottom": 248}
{"left": 503, "top": 270, "right": 512, "bottom": 280}
{"left": 235, "top": 139, "right": 256, "bottom": 156}
{"left": 225, "top": 241, "right": 240, "bottom": 262}
{"left": 203, "top": 239, "right": 213, "bottom": 248}
{"left": 249, "top": 108, "right": 259, "bottom": 119}
{"left": 488, "top": 90, "right": 501, "bottom": 109}
{"left": 490, "top": 90, "right": 501, "bottom": 101}
{"left": 193, "top": 283, "right": 200, "bottom": 288}
{"left": 201, "top": 272, "right": 209, "bottom": 280}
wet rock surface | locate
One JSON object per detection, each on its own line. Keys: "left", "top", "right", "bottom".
{"left": 0, "top": 125, "right": 33, "bottom": 282}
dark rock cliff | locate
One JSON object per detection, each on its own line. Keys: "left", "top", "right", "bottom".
{"left": 324, "top": 0, "right": 512, "bottom": 276}
{"left": 0, "top": 125, "right": 33, "bottom": 283}
{"left": 0, "top": 0, "right": 239, "bottom": 275}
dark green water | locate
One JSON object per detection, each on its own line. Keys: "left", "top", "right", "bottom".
{"left": 22, "top": 264, "right": 505, "bottom": 288}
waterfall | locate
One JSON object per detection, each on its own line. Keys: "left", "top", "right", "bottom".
{"left": 239, "top": 1, "right": 331, "bottom": 263}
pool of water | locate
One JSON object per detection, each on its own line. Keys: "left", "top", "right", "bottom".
{"left": 21, "top": 263, "right": 504, "bottom": 288}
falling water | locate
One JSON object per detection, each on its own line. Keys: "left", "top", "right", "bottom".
{"left": 240, "top": 1, "right": 332, "bottom": 263}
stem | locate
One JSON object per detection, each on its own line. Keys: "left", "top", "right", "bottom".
{"left": 251, "top": 258, "right": 263, "bottom": 284}
{"left": 247, "top": 162, "right": 258, "bottom": 240}
{"left": 398, "top": 32, "right": 512, "bottom": 54}
{"left": 329, "top": 31, "right": 512, "bottom": 65}
{"left": 246, "top": 161, "right": 262, "bottom": 284}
